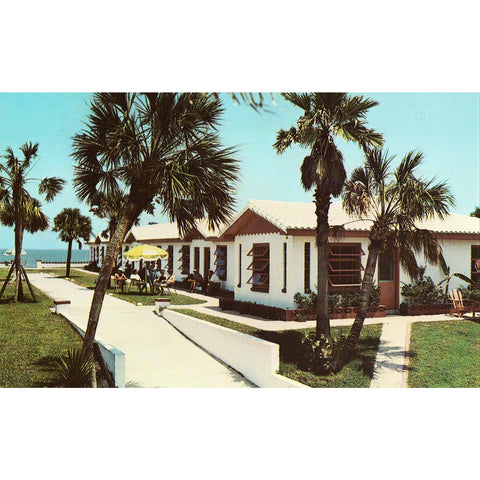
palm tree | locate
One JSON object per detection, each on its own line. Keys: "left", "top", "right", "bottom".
{"left": 470, "top": 207, "right": 480, "bottom": 218}
{"left": 274, "top": 93, "right": 383, "bottom": 343}
{"left": 72, "top": 93, "right": 240, "bottom": 382}
{"left": 0, "top": 142, "right": 65, "bottom": 301}
{"left": 334, "top": 148, "right": 455, "bottom": 369}
{"left": 53, "top": 208, "right": 93, "bottom": 277}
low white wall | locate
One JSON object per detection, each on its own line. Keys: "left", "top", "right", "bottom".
{"left": 162, "top": 309, "right": 307, "bottom": 388}
{"left": 57, "top": 311, "right": 126, "bottom": 388}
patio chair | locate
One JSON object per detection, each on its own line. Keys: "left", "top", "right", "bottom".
{"left": 155, "top": 276, "right": 177, "bottom": 295}
{"left": 448, "top": 289, "right": 477, "bottom": 318}
{"left": 129, "top": 278, "right": 147, "bottom": 293}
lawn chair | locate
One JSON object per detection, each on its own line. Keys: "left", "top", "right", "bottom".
{"left": 448, "top": 289, "right": 477, "bottom": 318}
{"left": 129, "top": 278, "right": 147, "bottom": 293}
{"left": 155, "top": 276, "right": 177, "bottom": 295}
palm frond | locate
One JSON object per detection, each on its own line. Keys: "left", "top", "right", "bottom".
{"left": 19, "top": 141, "right": 39, "bottom": 170}
{"left": 38, "top": 177, "right": 66, "bottom": 202}
{"left": 281, "top": 93, "right": 311, "bottom": 112}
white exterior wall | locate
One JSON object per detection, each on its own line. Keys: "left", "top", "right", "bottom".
{"left": 399, "top": 238, "right": 477, "bottom": 303}
{"left": 223, "top": 243, "right": 236, "bottom": 291}
{"left": 234, "top": 233, "right": 371, "bottom": 309}
{"left": 234, "top": 233, "right": 287, "bottom": 307}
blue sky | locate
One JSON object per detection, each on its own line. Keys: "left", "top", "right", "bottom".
{"left": 0, "top": 92, "right": 478, "bottom": 250}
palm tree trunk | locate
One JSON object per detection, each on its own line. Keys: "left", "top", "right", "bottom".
{"left": 334, "top": 242, "right": 380, "bottom": 370}
{"left": 14, "top": 220, "right": 24, "bottom": 302}
{"left": 82, "top": 200, "right": 141, "bottom": 386}
{"left": 315, "top": 186, "right": 332, "bottom": 344}
{"left": 66, "top": 239, "right": 72, "bottom": 277}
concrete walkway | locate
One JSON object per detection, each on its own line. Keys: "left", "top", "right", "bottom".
{"left": 31, "top": 271, "right": 469, "bottom": 387}
{"left": 28, "top": 273, "right": 253, "bottom": 388}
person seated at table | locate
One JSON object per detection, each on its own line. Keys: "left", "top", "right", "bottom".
{"left": 207, "top": 270, "right": 221, "bottom": 296}
{"left": 158, "top": 269, "right": 166, "bottom": 283}
{"left": 130, "top": 269, "right": 146, "bottom": 293}
{"left": 187, "top": 271, "right": 195, "bottom": 292}
{"left": 190, "top": 269, "right": 203, "bottom": 292}
{"left": 113, "top": 268, "right": 127, "bottom": 292}
{"left": 152, "top": 268, "right": 166, "bottom": 293}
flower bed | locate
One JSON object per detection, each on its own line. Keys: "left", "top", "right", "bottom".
{"left": 399, "top": 303, "right": 452, "bottom": 316}
{"left": 284, "top": 305, "right": 386, "bottom": 322}
{"left": 219, "top": 297, "right": 386, "bottom": 322}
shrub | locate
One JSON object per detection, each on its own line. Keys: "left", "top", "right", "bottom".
{"left": 293, "top": 284, "right": 381, "bottom": 310}
{"left": 401, "top": 276, "right": 443, "bottom": 305}
{"left": 84, "top": 261, "right": 100, "bottom": 273}
{"left": 52, "top": 348, "right": 93, "bottom": 387}
{"left": 461, "top": 286, "right": 480, "bottom": 301}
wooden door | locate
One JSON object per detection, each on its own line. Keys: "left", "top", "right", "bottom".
{"left": 378, "top": 250, "right": 399, "bottom": 309}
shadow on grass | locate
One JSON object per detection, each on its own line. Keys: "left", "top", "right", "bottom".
{"left": 257, "top": 329, "right": 381, "bottom": 377}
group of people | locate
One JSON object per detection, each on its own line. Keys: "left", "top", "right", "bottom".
{"left": 113, "top": 263, "right": 221, "bottom": 296}
{"left": 187, "top": 269, "right": 220, "bottom": 295}
{"left": 113, "top": 263, "right": 175, "bottom": 294}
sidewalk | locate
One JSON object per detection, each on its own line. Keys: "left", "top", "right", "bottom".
{"left": 28, "top": 273, "right": 254, "bottom": 388}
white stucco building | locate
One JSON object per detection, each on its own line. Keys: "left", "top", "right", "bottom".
{"left": 87, "top": 199, "right": 480, "bottom": 310}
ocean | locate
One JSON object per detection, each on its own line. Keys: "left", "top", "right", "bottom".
{"left": 0, "top": 248, "right": 90, "bottom": 268}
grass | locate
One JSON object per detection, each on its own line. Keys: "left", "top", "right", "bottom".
{"left": 0, "top": 281, "right": 84, "bottom": 387}
{"left": 408, "top": 319, "right": 480, "bottom": 387}
{"left": 33, "top": 267, "right": 205, "bottom": 306}
{"left": 175, "top": 309, "right": 382, "bottom": 388}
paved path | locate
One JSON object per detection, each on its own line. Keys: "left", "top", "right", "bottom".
{"left": 33, "top": 271, "right": 470, "bottom": 388}
{"left": 29, "top": 273, "right": 253, "bottom": 388}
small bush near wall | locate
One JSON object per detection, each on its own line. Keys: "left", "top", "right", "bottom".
{"left": 84, "top": 261, "right": 100, "bottom": 273}
{"left": 219, "top": 296, "right": 386, "bottom": 322}
{"left": 401, "top": 276, "right": 443, "bottom": 305}
{"left": 293, "top": 285, "right": 381, "bottom": 310}
{"left": 219, "top": 297, "right": 284, "bottom": 320}
{"left": 462, "top": 286, "right": 480, "bottom": 301}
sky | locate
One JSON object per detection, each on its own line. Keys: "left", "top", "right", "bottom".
{"left": 0, "top": 92, "right": 477, "bottom": 250}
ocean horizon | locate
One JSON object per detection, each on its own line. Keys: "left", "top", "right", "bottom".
{"left": 0, "top": 248, "right": 89, "bottom": 268}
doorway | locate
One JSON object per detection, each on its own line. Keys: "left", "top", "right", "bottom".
{"left": 204, "top": 247, "right": 210, "bottom": 280}
{"left": 378, "top": 250, "right": 399, "bottom": 309}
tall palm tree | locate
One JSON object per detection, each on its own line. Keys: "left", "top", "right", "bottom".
{"left": 0, "top": 142, "right": 65, "bottom": 301}
{"left": 334, "top": 148, "right": 455, "bottom": 369}
{"left": 72, "top": 93, "right": 240, "bottom": 380}
{"left": 274, "top": 93, "right": 383, "bottom": 343}
{"left": 53, "top": 208, "right": 93, "bottom": 277}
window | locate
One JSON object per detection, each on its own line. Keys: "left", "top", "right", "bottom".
{"left": 214, "top": 245, "right": 227, "bottom": 281}
{"left": 238, "top": 244, "right": 242, "bottom": 287}
{"left": 328, "top": 243, "right": 364, "bottom": 290}
{"left": 179, "top": 245, "right": 190, "bottom": 274}
{"left": 194, "top": 247, "right": 200, "bottom": 271}
{"left": 247, "top": 243, "right": 269, "bottom": 292}
{"left": 167, "top": 246, "right": 173, "bottom": 271}
{"left": 378, "top": 252, "right": 394, "bottom": 282}
{"left": 282, "top": 242, "right": 287, "bottom": 293}
{"left": 471, "top": 246, "right": 480, "bottom": 284}
{"left": 304, "top": 242, "right": 311, "bottom": 293}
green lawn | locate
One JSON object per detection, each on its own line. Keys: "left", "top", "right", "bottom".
{"left": 175, "top": 309, "right": 382, "bottom": 388}
{"left": 0, "top": 282, "right": 83, "bottom": 387}
{"left": 35, "top": 267, "right": 205, "bottom": 306}
{"left": 408, "top": 320, "right": 480, "bottom": 387}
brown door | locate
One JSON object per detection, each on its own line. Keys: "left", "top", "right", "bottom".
{"left": 203, "top": 247, "right": 210, "bottom": 280}
{"left": 378, "top": 250, "right": 399, "bottom": 309}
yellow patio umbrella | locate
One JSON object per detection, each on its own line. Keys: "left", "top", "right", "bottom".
{"left": 123, "top": 244, "right": 169, "bottom": 262}
{"left": 123, "top": 244, "right": 169, "bottom": 283}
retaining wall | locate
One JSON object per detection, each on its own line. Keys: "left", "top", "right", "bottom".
{"left": 162, "top": 309, "right": 307, "bottom": 388}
